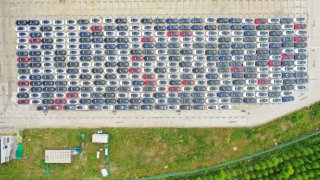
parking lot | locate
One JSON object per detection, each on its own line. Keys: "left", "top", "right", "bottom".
{"left": 1, "top": 0, "right": 319, "bottom": 128}
{"left": 15, "top": 17, "right": 308, "bottom": 111}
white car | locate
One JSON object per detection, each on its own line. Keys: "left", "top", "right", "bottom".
{"left": 257, "top": 98, "right": 269, "bottom": 104}
{"left": 270, "top": 55, "right": 282, "bottom": 60}
{"left": 257, "top": 43, "right": 268, "bottom": 48}
{"left": 271, "top": 79, "right": 283, "bottom": 84}
{"left": 295, "top": 30, "right": 308, "bottom": 36}
{"left": 270, "top": 98, "right": 282, "bottom": 103}
{"left": 193, "top": 31, "right": 205, "bottom": 36}
{"left": 257, "top": 86, "right": 268, "bottom": 91}
{"left": 243, "top": 92, "right": 255, "bottom": 97}
{"left": 256, "top": 37, "right": 268, "bottom": 42}
{"left": 256, "top": 92, "right": 268, "bottom": 97}
{"left": 246, "top": 79, "right": 257, "bottom": 84}
{"left": 30, "top": 69, "right": 43, "bottom": 74}
{"left": 294, "top": 17, "right": 307, "bottom": 23}
{"left": 242, "top": 18, "right": 254, "bottom": 24}
{"left": 244, "top": 49, "right": 256, "bottom": 55}
{"left": 231, "top": 31, "right": 244, "bottom": 36}
{"left": 243, "top": 61, "right": 255, "bottom": 66}
{"left": 142, "top": 25, "right": 153, "bottom": 31}
{"left": 219, "top": 31, "right": 231, "bottom": 36}
{"left": 103, "top": 18, "right": 114, "bottom": 23}
{"left": 268, "top": 18, "right": 280, "bottom": 24}
{"left": 169, "top": 37, "right": 179, "bottom": 42}
{"left": 17, "top": 87, "right": 29, "bottom": 92}
{"left": 30, "top": 99, "right": 42, "bottom": 105}
{"left": 206, "top": 31, "right": 218, "bottom": 36}
{"left": 68, "top": 99, "right": 79, "bottom": 105}
{"left": 206, "top": 37, "right": 218, "bottom": 42}
{"left": 270, "top": 73, "right": 282, "bottom": 79}
{"left": 155, "top": 31, "right": 166, "bottom": 36}
{"left": 90, "top": 18, "right": 101, "bottom": 23}
{"left": 282, "top": 66, "right": 294, "bottom": 71}
{"left": 53, "top": 20, "right": 64, "bottom": 25}
{"left": 257, "top": 67, "right": 269, "bottom": 72}
{"left": 231, "top": 37, "right": 243, "bottom": 42}
{"left": 257, "top": 31, "right": 269, "bottom": 36}
{"left": 282, "top": 48, "right": 295, "bottom": 53}
{"left": 16, "top": 45, "right": 27, "bottom": 50}
{"left": 257, "top": 73, "right": 269, "bottom": 78}
{"left": 17, "top": 75, "right": 28, "bottom": 80}
{"left": 270, "top": 67, "right": 282, "bottom": 72}
{"left": 269, "top": 86, "right": 281, "bottom": 91}
{"left": 17, "top": 32, "right": 28, "bottom": 38}
{"left": 155, "top": 37, "right": 167, "bottom": 42}
{"left": 281, "top": 24, "right": 294, "bottom": 30}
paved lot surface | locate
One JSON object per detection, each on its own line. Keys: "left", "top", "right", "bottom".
{"left": 1, "top": 0, "right": 319, "bottom": 128}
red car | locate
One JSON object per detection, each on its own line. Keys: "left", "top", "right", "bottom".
{"left": 144, "top": 80, "right": 157, "bottom": 86}
{"left": 268, "top": 60, "right": 281, "bottom": 66}
{"left": 294, "top": 36, "right": 307, "bottom": 42}
{"left": 281, "top": 54, "right": 294, "bottom": 60}
{"left": 294, "top": 24, "right": 307, "bottom": 29}
{"left": 141, "top": 37, "right": 153, "bottom": 42}
{"left": 231, "top": 67, "right": 244, "bottom": 73}
{"left": 54, "top": 99, "right": 67, "bottom": 105}
{"left": 168, "top": 86, "right": 181, "bottom": 92}
{"left": 167, "top": 31, "right": 179, "bottom": 36}
{"left": 182, "top": 80, "right": 195, "bottom": 85}
{"left": 129, "top": 67, "right": 142, "bottom": 73}
{"left": 258, "top": 79, "right": 271, "bottom": 85}
{"left": 66, "top": 93, "right": 78, "bottom": 98}
{"left": 254, "top": 18, "right": 267, "bottom": 24}
{"left": 49, "top": 105, "right": 62, "bottom": 110}
{"left": 18, "top": 81, "right": 30, "bottom": 86}
{"left": 17, "top": 99, "right": 29, "bottom": 105}
{"left": 90, "top": 25, "right": 103, "bottom": 31}
{"left": 131, "top": 56, "right": 144, "bottom": 61}
{"left": 142, "top": 74, "right": 155, "bottom": 79}
{"left": 17, "top": 57, "right": 30, "bottom": 62}
{"left": 28, "top": 38, "right": 41, "bottom": 44}
{"left": 180, "top": 31, "right": 192, "bottom": 36}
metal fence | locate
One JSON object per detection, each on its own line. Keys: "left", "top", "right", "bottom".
{"left": 137, "top": 129, "right": 320, "bottom": 179}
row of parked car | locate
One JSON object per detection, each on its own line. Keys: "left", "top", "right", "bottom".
{"left": 15, "top": 17, "right": 307, "bottom": 26}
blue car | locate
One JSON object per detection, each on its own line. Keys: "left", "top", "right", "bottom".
{"left": 269, "top": 43, "right": 282, "bottom": 48}
{"left": 166, "top": 25, "right": 179, "bottom": 30}
{"left": 242, "top": 25, "right": 255, "bottom": 30}
{"left": 282, "top": 96, "right": 294, "bottom": 102}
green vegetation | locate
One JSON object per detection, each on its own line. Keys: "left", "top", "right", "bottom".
{"left": 168, "top": 132, "right": 320, "bottom": 179}
{"left": 0, "top": 103, "right": 319, "bottom": 179}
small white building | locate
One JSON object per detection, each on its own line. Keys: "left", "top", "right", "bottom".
{"left": 0, "top": 136, "right": 12, "bottom": 164}
{"left": 45, "top": 149, "right": 73, "bottom": 164}
{"left": 92, "top": 134, "right": 109, "bottom": 144}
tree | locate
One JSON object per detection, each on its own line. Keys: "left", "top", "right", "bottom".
{"left": 254, "top": 163, "right": 261, "bottom": 171}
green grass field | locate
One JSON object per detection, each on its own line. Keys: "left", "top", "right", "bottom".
{"left": 0, "top": 103, "right": 319, "bottom": 179}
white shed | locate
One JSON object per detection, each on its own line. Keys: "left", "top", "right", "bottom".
{"left": 45, "top": 149, "right": 73, "bottom": 164}
{"left": 92, "top": 134, "right": 109, "bottom": 144}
